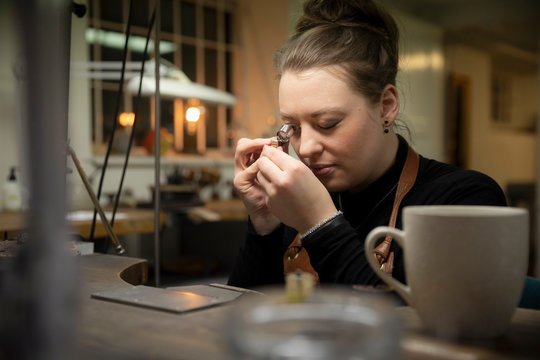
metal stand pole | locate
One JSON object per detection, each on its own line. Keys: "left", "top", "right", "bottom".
{"left": 154, "top": 0, "right": 162, "bottom": 287}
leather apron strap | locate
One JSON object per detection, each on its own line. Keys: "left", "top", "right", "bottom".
{"left": 373, "top": 145, "right": 420, "bottom": 275}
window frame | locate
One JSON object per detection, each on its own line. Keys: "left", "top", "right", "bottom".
{"left": 87, "top": 0, "right": 236, "bottom": 153}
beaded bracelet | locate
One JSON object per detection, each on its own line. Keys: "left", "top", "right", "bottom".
{"left": 299, "top": 211, "right": 343, "bottom": 240}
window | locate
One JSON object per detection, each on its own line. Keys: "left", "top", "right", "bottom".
{"left": 87, "top": 0, "right": 236, "bottom": 154}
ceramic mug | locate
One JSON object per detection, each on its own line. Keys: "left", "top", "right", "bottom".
{"left": 365, "top": 205, "right": 529, "bottom": 338}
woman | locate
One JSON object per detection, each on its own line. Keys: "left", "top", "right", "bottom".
{"left": 228, "top": 0, "right": 506, "bottom": 288}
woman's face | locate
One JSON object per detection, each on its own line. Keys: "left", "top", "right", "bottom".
{"left": 278, "top": 67, "right": 393, "bottom": 192}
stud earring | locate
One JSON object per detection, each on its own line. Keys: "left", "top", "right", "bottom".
{"left": 383, "top": 120, "right": 390, "bottom": 133}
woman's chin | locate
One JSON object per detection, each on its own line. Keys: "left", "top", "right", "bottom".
{"left": 320, "top": 178, "right": 347, "bottom": 193}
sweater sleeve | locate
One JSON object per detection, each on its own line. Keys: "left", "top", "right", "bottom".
{"left": 301, "top": 214, "right": 384, "bottom": 285}
{"left": 227, "top": 219, "right": 286, "bottom": 288}
{"left": 441, "top": 170, "right": 507, "bottom": 206}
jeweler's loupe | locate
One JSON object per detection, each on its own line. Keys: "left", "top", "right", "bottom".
{"left": 272, "top": 124, "right": 296, "bottom": 147}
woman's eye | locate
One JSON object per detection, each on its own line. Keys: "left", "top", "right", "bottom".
{"left": 319, "top": 121, "right": 339, "bottom": 130}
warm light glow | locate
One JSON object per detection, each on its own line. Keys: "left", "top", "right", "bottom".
{"left": 185, "top": 101, "right": 205, "bottom": 136}
{"left": 186, "top": 106, "right": 201, "bottom": 123}
{"left": 171, "top": 291, "right": 208, "bottom": 307}
{"left": 172, "top": 291, "right": 200, "bottom": 298}
{"left": 118, "top": 112, "right": 135, "bottom": 126}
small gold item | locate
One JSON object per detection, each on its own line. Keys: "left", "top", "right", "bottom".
{"left": 286, "top": 245, "right": 302, "bottom": 261}
{"left": 287, "top": 252, "right": 300, "bottom": 261}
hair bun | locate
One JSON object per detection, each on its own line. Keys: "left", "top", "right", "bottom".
{"left": 296, "top": 0, "right": 395, "bottom": 40}
{"left": 274, "top": 0, "right": 400, "bottom": 104}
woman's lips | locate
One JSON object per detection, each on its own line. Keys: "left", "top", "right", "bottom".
{"left": 310, "top": 165, "right": 334, "bottom": 176}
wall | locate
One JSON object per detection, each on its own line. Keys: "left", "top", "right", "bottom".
{"left": 393, "top": 10, "right": 446, "bottom": 160}
{"left": 67, "top": 0, "right": 94, "bottom": 210}
{"left": 234, "top": 0, "right": 289, "bottom": 140}
{"left": 0, "top": 3, "right": 22, "bottom": 210}
{"left": 510, "top": 74, "right": 538, "bottom": 131}
{"left": 446, "top": 45, "right": 537, "bottom": 191}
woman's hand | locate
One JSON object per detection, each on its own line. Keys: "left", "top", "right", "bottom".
{"left": 233, "top": 138, "right": 281, "bottom": 235}
{"left": 256, "top": 145, "right": 338, "bottom": 235}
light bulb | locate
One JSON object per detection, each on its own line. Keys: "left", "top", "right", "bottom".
{"left": 186, "top": 107, "right": 201, "bottom": 123}
{"left": 118, "top": 112, "right": 135, "bottom": 127}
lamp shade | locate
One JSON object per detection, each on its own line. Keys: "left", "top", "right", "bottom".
{"left": 126, "top": 59, "right": 236, "bottom": 106}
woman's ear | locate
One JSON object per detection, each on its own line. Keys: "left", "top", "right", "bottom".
{"left": 379, "top": 84, "right": 400, "bottom": 124}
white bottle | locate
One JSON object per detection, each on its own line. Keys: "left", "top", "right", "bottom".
{"left": 3, "top": 167, "right": 22, "bottom": 211}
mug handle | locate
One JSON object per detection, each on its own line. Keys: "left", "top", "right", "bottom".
{"left": 364, "top": 226, "right": 413, "bottom": 305}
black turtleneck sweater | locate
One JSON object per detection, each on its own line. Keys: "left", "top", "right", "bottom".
{"left": 227, "top": 135, "right": 507, "bottom": 288}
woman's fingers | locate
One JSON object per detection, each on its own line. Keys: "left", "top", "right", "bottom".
{"left": 256, "top": 154, "right": 285, "bottom": 184}
{"left": 256, "top": 149, "right": 302, "bottom": 202}
{"left": 257, "top": 145, "right": 303, "bottom": 189}
{"left": 254, "top": 145, "right": 338, "bottom": 233}
{"left": 234, "top": 159, "right": 260, "bottom": 192}
{"left": 255, "top": 163, "right": 273, "bottom": 194}
{"left": 235, "top": 138, "right": 272, "bottom": 170}
{"left": 259, "top": 144, "right": 297, "bottom": 171}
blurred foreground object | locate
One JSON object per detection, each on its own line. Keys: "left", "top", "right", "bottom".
{"left": 227, "top": 286, "right": 400, "bottom": 359}
{"left": 0, "top": 1, "right": 80, "bottom": 359}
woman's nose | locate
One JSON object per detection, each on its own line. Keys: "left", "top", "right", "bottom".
{"left": 296, "top": 128, "right": 323, "bottom": 159}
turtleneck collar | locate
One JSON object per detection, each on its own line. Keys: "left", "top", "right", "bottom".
{"left": 332, "top": 134, "right": 409, "bottom": 225}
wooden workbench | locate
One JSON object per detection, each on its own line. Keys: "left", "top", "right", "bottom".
{"left": 74, "top": 254, "right": 237, "bottom": 360}
{"left": 68, "top": 254, "right": 540, "bottom": 360}
{"left": 187, "top": 198, "right": 248, "bottom": 222}
{"left": 0, "top": 208, "right": 165, "bottom": 239}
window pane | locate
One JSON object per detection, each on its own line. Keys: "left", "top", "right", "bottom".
{"left": 102, "top": 89, "right": 122, "bottom": 142}
{"left": 225, "top": 11, "right": 233, "bottom": 44}
{"left": 204, "top": 6, "right": 217, "bottom": 41}
{"left": 131, "top": 0, "right": 149, "bottom": 28}
{"left": 100, "top": 44, "right": 123, "bottom": 61}
{"left": 90, "top": 43, "right": 95, "bottom": 61}
{"left": 161, "top": 51, "right": 175, "bottom": 64}
{"left": 160, "top": 98, "right": 174, "bottom": 132}
{"left": 131, "top": 48, "right": 150, "bottom": 62}
{"left": 205, "top": 105, "right": 218, "bottom": 148}
{"left": 181, "top": 44, "right": 196, "bottom": 81}
{"left": 100, "top": 0, "right": 123, "bottom": 23}
{"left": 183, "top": 127, "right": 198, "bottom": 154}
{"left": 180, "top": 1, "right": 196, "bottom": 37}
{"left": 161, "top": 0, "right": 173, "bottom": 33}
{"left": 225, "top": 51, "right": 232, "bottom": 92}
{"left": 204, "top": 48, "right": 217, "bottom": 88}
{"left": 100, "top": 45, "right": 124, "bottom": 84}
{"left": 92, "top": 0, "right": 236, "bottom": 150}
{"left": 132, "top": 96, "right": 151, "bottom": 145}
{"left": 88, "top": 0, "right": 94, "bottom": 18}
